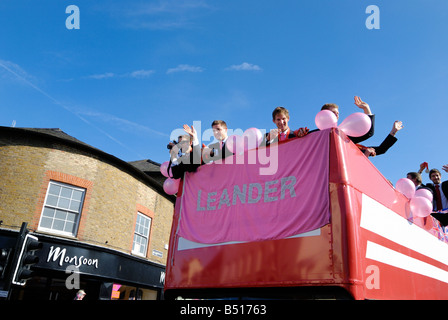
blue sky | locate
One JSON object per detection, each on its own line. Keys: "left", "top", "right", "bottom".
{"left": 0, "top": 0, "right": 447, "bottom": 186}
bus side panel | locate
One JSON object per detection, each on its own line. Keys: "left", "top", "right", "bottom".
{"left": 356, "top": 190, "right": 448, "bottom": 300}
{"left": 165, "top": 183, "right": 355, "bottom": 298}
{"left": 327, "top": 182, "right": 364, "bottom": 299}
{"left": 165, "top": 129, "right": 448, "bottom": 299}
{"left": 331, "top": 129, "right": 448, "bottom": 299}
{"left": 165, "top": 225, "right": 337, "bottom": 291}
{"left": 329, "top": 128, "right": 384, "bottom": 300}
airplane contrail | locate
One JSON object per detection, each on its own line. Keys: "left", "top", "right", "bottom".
{"left": 0, "top": 59, "right": 146, "bottom": 158}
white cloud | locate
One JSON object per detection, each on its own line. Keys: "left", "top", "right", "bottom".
{"left": 166, "top": 64, "right": 204, "bottom": 74}
{"left": 110, "top": 0, "right": 215, "bottom": 30}
{"left": 88, "top": 72, "right": 115, "bottom": 79}
{"left": 225, "top": 62, "right": 262, "bottom": 72}
{"left": 127, "top": 69, "right": 155, "bottom": 79}
{"left": 86, "top": 70, "right": 155, "bottom": 80}
{"left": 131, "top": 0, "right": 210, "bottom": 15}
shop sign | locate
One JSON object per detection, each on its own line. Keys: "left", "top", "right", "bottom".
{"left": 46, "top": 245, "right": 99, "bottom": 269}
{"left": 34, "top": 239, "right": 166, "bottom": 288}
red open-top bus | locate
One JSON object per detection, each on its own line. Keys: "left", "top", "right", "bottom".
{"left": 164, "top": 128, "right": 448, "bottom": 300}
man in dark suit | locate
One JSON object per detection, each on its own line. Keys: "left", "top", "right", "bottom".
{"left": 203, "top": 120, "right": 234, "bottom": 163}
{"left": 406, "top": 172, "right": 429, "bottom": 191}
{"left": 426, "top": 166, "right": 448, "bottom": 212}
{"left": 357, "top": 120, "right": 403, "bottom": 157}
{"left": 169, "top": 124, "right": 202, "bottom": 179}
{"left": 320, "top": 96, "right": 375, "bottom": 144}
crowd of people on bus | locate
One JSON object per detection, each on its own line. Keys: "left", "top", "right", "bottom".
{"left": 166, "top": 96, "right": 401, "bottom": 176}
{"left": 165, "top": 95, "right": 447, "bottom": 215}
{"left": 407, "top": 164, "right": 448, "bottom": 214}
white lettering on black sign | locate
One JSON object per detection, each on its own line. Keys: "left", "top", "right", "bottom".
{"left": 47, "top": 246, "right": 99, "bottom": 269}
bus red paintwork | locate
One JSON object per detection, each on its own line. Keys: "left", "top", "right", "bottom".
{"left": 164, "top": 129, "right": 448, "bottom": 299}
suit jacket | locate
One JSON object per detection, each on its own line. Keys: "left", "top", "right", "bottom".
{"left": 169, "top": 143, "right": 202, "bottom": 179}
{"left": 207, "top": 140, "right": 234, "bottom": 162}
{"left": 426, "top": 180, "right": 448, "bottom": 210}
{"left": 366, "top": 133, "right": 397, "bottom": 156}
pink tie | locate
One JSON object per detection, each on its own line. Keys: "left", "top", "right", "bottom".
{"left": 279, "top": 132, "right": 286, "bottom": 141}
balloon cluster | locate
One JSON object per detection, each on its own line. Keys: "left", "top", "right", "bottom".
{"left": 226, "top": 127, "right": 263, "bottom": 154}
{"left": 395, "top": 178, "right": 433, "bottom": 218}
{"left": 315, "top": 110, "right": 371, "bottom": 137}
{"left": 160, "top": 161, "right": 180, "bottom": 195}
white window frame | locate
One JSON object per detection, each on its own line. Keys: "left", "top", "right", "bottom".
{"left": 38, "top": 180, "right": 85, "bottom": 237}
{"left": 132, "top": 212, "right": 152, "bottom": 257}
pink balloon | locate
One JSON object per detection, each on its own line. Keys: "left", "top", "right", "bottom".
{"left": 160, "top": 161, "right": 170, "bottom": 178}
{"left": 338, "top": 112, "right": 371, "bottom": 137}
{"left": 242, "top": 128, "right": 263, "bottom": 151}
{"left": 315, "top": 110, "right": 338, "bottom": 130}
{"left": 226, "top": 135, "right": 244, "bottom": 154}
{"left": 163, "top": 178, "right": 180, "bottom": 195}
{"left": 415, "top": 188, "right": 433, "bottom": 202}
{"left": 396, "top": 178, "right": 415, "bottom": 199}
{"left": 410, "top": 196, "right": 432, "bottom": 218}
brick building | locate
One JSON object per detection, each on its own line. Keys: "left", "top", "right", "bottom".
{"left": 0, "top": 126, "right": 175, "bottom": 300}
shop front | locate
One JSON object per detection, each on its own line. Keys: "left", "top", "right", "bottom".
{"left": 1, "top": 230, "right": 166, "bottom": 300}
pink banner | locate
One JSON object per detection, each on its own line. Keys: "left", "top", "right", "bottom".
{"left": 178, "top": 129, "right": 331, "bottom": 244}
